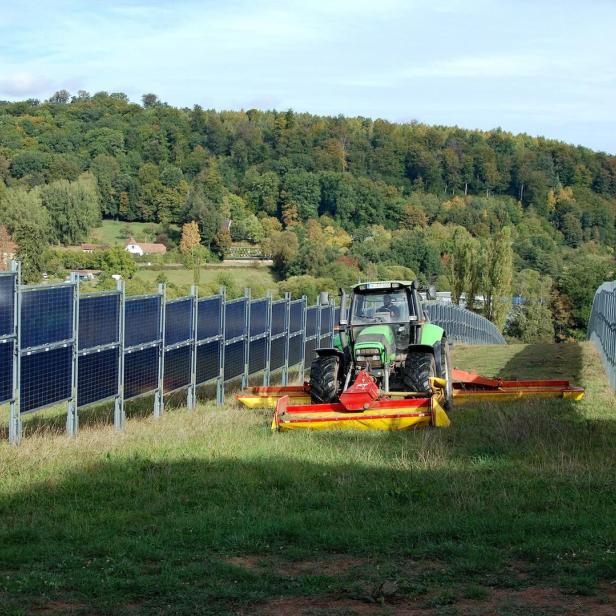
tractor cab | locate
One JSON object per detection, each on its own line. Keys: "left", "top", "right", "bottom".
{"left": 342, "top": 282, "right": 425, "bottom": 369}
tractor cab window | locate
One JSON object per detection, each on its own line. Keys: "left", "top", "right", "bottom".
{"left": 351, "top": 290, "right": 409, "bottom": 324}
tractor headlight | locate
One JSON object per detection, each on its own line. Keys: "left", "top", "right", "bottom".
{"left": 355, "top": 348, "right": 383, "bottom": 367}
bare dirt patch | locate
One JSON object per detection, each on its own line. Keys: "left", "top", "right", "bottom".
{"left": 247, "top": 584, "right": 616, "bottom": 615}
{"left": 31, "top": 600, "right": 90, "bottom": 614}
{"left": 225, "top": 553, "right": 371, "bottom": 577}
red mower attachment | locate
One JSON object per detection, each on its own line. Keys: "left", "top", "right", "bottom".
{"left": 236, "top": 367, "right": 584, "bottom": 432}
{"left": 338, "top": 370, "right": 380, "bottom": 411}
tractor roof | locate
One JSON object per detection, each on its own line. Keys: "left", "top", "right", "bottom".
{"left": 352, "top": 281, "right": 417, "bottom": 292}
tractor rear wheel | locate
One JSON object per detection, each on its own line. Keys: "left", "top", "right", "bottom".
{"left": 402, "top": 352, "right": 436, "bottom": 393}
{"left": 310, "top": 355, "right": 341, "bottom": 404}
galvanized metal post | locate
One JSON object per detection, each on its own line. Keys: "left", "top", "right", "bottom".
{"left": 66, "top": 274, "right": 80, "bottom": 438}
{"left": 187, "top": 285, "right": 198, "bottom": 410}
{"left": 281, "top": 292, "right": 291, "bottom": 385}
{"left": 8, "top": 261, "right": 21, "bottom": 445}
{"left": 217, "top": 286, "right": 226, "bottom": 405}
{"left": 242, "top": 288, "right": 251, "bottom": 389}
{"left": 298, "top": 295, "right": 307, "bottom": 383}
{"left": 153, "top": 283, "right": 166, "bottom": 418}
{"left": 316, "top": 293, "right": 323, "bottom": 349}
{"left": 114, "top": 278, "right": 126, "bottom": 431}
{"left": 263, "top": 290, "right": 272, "bottom": 386}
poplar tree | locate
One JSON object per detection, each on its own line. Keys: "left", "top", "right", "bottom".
{"left": 483, "top": 227, "right": 513, "bottom": 331}
{"left": 180, "top": 221, "right": 205, "bottom": 284}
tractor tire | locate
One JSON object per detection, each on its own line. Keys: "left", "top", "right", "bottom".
{"left": 402, "top": 352, "right": 436, "bottom": 394}
{"left": 309, "top": 355, "right": 341, "bottom": 404}
{"left": 440, "top": 339, "right": 453, "bottom": 410}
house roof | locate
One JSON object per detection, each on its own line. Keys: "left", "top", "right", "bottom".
{"left": 124, "top": 238, "right": 167, "bottom": 254}
{"left": 138, "top": 243, "right": 167, "bottom": 254}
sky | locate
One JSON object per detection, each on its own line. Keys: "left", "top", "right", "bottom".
{"left": 0, "top": 0, "right": 614, "bottom": 153}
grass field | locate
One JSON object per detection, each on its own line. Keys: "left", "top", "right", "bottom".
{"left": 2, "top": 342, "right": 616, "bottom": 615}
{"left": 135, "top": 265, "right": 278, "bottom": 297}
{"left": 90, "top": 220, "right": 174, "bottom": 246}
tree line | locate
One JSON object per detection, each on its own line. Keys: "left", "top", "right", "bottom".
{"left": 0, "top": 90, "right": 614, "bottom": 339}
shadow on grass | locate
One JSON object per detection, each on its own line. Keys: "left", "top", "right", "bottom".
{"left": 2, "top": 445, "right": 616, "bottom": 615}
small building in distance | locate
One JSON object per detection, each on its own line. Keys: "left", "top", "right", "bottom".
{"left": 124, "top": 237, "right": 167, "bottom": 257}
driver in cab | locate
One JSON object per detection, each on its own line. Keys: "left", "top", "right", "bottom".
{"left": 376, "top": 295, "right": 401, "bottom": 320}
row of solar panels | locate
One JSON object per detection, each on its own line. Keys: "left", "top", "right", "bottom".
{"left": 0, "top": 272, "right": 337, "bottom": 416}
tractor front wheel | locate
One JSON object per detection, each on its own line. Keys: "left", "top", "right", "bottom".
{"left": 402, "top": 352, "right": 436, "bottom": 394}
{"left": 309, "top": 355, "right": 341, "bottom": 404}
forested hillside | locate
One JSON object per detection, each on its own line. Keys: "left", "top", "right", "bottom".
{"left": 0, "top": 91, "right": 615, "bottom": 339}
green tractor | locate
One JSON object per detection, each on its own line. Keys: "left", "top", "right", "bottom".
{"left": 310, "top": 281, "right": 453, "bottom": 408}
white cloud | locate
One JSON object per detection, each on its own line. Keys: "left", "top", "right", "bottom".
{"left": 0, "top": 73, "right": 53, "bottom": 97}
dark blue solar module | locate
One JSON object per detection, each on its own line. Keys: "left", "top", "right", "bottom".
{"left": 320, "top": 335, "right": 332, "bottom": 348}
{"left": 290, "top": 300, "right": 303, "bottom": 333}
{"left": 165, "top": 297, "right": 193, "bottom": 346}
{"left": 125, "top": 296, "right": 160, "bottom": 347}
{"left": 196, "top": 341, "right": 220, "bottom": 383}
{"left": 78, "top": 348, "right": 118, "bottom": 407}
{"left": 224, "top": 340, "right": 244, "bottom": 381}
{"left": 250, "top": 299, "right": 268, "bottom": 337}
{"left": 271, "top": 301, "right": 286, "bottom": 336}
{"left": 21, "top": 346, "right": 72, "bottom": 413}
{"left": 0, "top": 274, "right": 15, "bottom": 337}
{"left": 320, "top": 307, "right": 332, "bottom": 334}
{"left": 304, "top": 337, "right": 318, "bottom": 367}
{"left": 79, "top": 293, "right": 120, "bottom": 350}
{"left": 164, "top": 346, "right": 191, "bottom": 392}
{"left": 249, "top": 338, "right": 267, "bottom": 374}
{"left": 124, "top": 346, "right": 159, "bottom": 399}
{"left": 305, "top": 307, "right": 318, "bottom": 338}
{"left": 21, "top": 286, "right": 73, "bottom": 348}
{"left": 288, "top": 334, "right": 302, "bottom": 367}
{"left": 0, "top": 341, "right": 13, "bottom": 402}
{"left": 197, "top": 297, "right": 221, "bottom": 340}
{"left": 225, "top": 299, "right": 246, "bottom": 341}
{"left": 270, "top": 337, "right": 285, "bottom": 370}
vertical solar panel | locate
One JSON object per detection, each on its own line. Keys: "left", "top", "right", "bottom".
{"left": 78, "top": 293, "right": 120, "bottom": 350}
{"left": 165, "top": 297, "right": 193, "bottom": 346}
{"left": 224, "top": 340, "right": 244, "bottom": 381}
{"left": 290, "top": 300, "right": 303, "bottom": 334}
{"left": 124, "top": 347, "right": 159, "bottom": 399}
{"left": 305, "top": 307, "right": 318, "bottom": 338}
{"left": 304, "top": 337, "right": 318, "bottom": 368}
{"left": 125, "top": 296, "right": 160, "bottom": 347}
{"left": 21, "top": 286, "right": 73, "bottom": 348}
{"left": 21, "top": 346, "right": 72, "bottom": 413}
{"left": 0, "top": 341, "right": 13, "bottom": 402}
{"left": 197, "top": 296, "right": 221, "bottom": 340}
{"left": 196, "top": 341, "right": 220, "bottom": 383}
{"left": 271, "top": 300, "right": 286, "bottom": 336}
{"left": 250, "top": 299, "right": 268, "bottom": 337}
{"left": 0, "top": 274, "right": 15, "bottom": 337}
{"left": 270, "top": 337, "right": 286, "bottom": 370}
{"left": 249, "top": 338, "right": 267, "bottom": 374}
{"left": 77, "top": 348, "right": 119, "bottom": 407}
{"left": 320, "top": 306, "right": 332, "bottom": 335}
{"left": 225, "top": 299, "right": 246, "bottom": 340}
{"left": 164, "top": 346, "right": 191, "bottom": 392}
{"left": 288, "top": 334, "right": 302, "bottom": 367}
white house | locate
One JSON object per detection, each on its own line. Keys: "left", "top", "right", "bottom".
{"left": 124, "top": 237, "right": 167, "bottom": 257}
